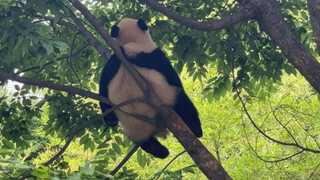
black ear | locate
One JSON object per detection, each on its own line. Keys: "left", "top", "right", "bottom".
{"left": 111, "top": 25, "right": 119, "bottom": 37}
{"left": 137, "top": 19, "right": 148, "bottom": 31}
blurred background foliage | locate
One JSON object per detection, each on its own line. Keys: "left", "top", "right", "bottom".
{"left": 0, "top": 0, "right": 319, "bottom": 179}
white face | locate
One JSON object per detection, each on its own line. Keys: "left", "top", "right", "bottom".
{"left": 114, "top": 18, "right": 153, "bottom": 46}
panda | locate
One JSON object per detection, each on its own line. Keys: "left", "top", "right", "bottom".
{"left": 99, "top": 18, "right": 202, "bottom": 159}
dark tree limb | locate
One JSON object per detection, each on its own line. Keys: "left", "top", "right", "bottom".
{"left": 139, "top": 0, "right": 320, "bottom": 94}
{"left": 307, "top": 0, "right": 320, "bottom": 55}
{"left": 247, "top": 0, "right": 320, "bottom": 94}
{"left": 68, "top": 0, "right": 231, "bottom": 179}
{"left": 0, "top": 72, "right": 112, "bottom": 105}
{"left": 138, "top": 0, "right": 255, "bottom": 31}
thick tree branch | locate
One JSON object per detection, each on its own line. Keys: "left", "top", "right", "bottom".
{"left": 245, "top": 0, "right": 320, "bottom": 94}
{"left": 307, "top": 0, "right": 320, "bottom": 55}
{"left": 68, "top": 1, "right": 150, "bottom": 97}
{"left": 140, "top": 0, "right": 320, "bottom": 94}
{"left": 138, "top": 0, "right": 255, "bottom": 31}
{"left": 0, "top": 72, "right": 112, "bottom": 105}
{"left": 68, "top": 0, "right": 231, "bottom": 179}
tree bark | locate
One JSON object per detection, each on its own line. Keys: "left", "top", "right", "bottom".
{"left": 248, "top": 0, "right": 320, "bottom": 94}
{"left": 68, "top": 0, "right": 232, "bottom": 179}
{"left": 307, "top": 0, "right": 320, "bottom": 55}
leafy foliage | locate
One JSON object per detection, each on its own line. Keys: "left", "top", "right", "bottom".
{"left": 0, "top": 0, "right": 319, "bottom": 179}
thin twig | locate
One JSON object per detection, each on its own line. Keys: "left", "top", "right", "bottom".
{"left": 272, "top": 109, "right": 299, "bottom": 145}
{"left": 307, "top": 162, "right": 320, "bottom": 180}
{"left": 106, "top": 144, "right": 140, "bottom": 179}
{"left": 242, "top": 123, "right": 305, "bottom": 163}
{"left": 16, "top": 98, "right": 145, "bottom": 180}
{"left": 15, "top": 43, "right": 90, "bottom": 75}
{"left": 155, "top": 150, "right": 187, "bottom": 180}
{"left": 231, "top": 71, "right": 320, "bottom": 153}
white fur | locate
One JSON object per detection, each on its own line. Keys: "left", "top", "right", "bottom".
{"left": 108, "top": 18, "right": 176, "bottom": 142}
{"left": 108, "top": 65, "right": 176, "bottom": 142}
{"left": 115, "top": 18, "right": 157, "bottom": 57}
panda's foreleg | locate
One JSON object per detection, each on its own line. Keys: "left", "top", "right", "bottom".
{"left": 140, "top": 137, "right": 169, "bottom": 159}
{"left": 174, "top": 91, "right": 203, "bottom": 138}
{"left": 100, "top": 102, "right": 119, "bottom": 127}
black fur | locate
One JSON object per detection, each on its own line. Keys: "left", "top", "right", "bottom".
{"left": 111, "top": 25, "right": 119, "bottom": 38}
{"left": 137, "top": 19, "right": 148, "bottom": 31}
{"left": 99, "top": 48, "right": 202, "bottom": 157}
{"left": 140, "top": 137, "right": 169, "bottom": 159}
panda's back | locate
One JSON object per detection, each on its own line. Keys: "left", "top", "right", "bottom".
{"left": 108, "top": 64, "right": 177, "bottom": 142}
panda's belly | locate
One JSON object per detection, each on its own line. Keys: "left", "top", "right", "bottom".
{"left": 108, "top": 65, "right": 177, "bottom": 142}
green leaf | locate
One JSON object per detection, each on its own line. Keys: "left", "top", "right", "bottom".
{"left": 137, "top": 149, "right": 146, "bottom": 167}
{"left": 115, "top": 136, "right": 122, "bottom": 145}
{"left": 80, "top": 134, "right": 89, "bottom": 145}
{"left": 97, "top": 143, "right": 109, "bottom": 149}
{"left": 80, "top": 160, "right": 95, "bottom": 175}
{"left": 31, "top": 166, "right": 49, "bottom": 179}
{"left": 84, "top": 138, "right": 91, "bottom": 151}
{"left": 43, "top": 42, "right": 54, "bottom": 55}
{"left": 123, "top": 137, "right": 131, "bottom": 147}
{"left": 112, "top": 143, "right": 121, "bottom": 155}
{"left": 0, "top": 159, "right": 20, "bottom": 163}
{"left": 53, "top": 41, "right": 69, "bottom": 51}
{"left": 89, "top": 140, "right": 95, "bottom": 152}
{"left": 15, "top": 164, "right": 33, "bottom": 169}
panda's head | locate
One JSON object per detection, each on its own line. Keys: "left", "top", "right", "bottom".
{"left": 111, "top": 18, "right": 157, "bottom": 56}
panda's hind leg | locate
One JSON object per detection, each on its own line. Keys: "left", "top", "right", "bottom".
{"left": 140, "top": 137, "right": 169, "bottom": 159}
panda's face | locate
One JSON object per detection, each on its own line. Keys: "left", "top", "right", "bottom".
{"left": 111, "top": 18, "right": 153, "bottom": 46}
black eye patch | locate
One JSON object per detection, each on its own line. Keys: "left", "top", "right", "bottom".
{"left": 137, "top": 19, "right": 148, "bottom": 31}
{"left": 111, "top": 25, "right": 119, "bottom": 37}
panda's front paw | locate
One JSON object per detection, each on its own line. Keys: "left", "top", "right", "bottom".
{"left": 104, "top": 115, "right": 119, "bottom": 127}
{"left": 107, "top": 118, "right": 118, "bottom": 127}
{"left": 105, "top": 118, "right": 118, "bottom": 127}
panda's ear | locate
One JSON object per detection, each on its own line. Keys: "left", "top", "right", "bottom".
{"left": 137, "top": 19, "right": 148, "bottom": 31}
{"left": 111, "top": 25, "right": 119, "bottom": 37}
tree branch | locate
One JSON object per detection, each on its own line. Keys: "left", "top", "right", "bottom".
{"left": 155, "top": 150, "right": 187, "bottom": 180}
{"left": 68, "top": 0, "right": 231, "bottom": 179}
{"left": 107, "top": 144, "right": 140, "bottom": 179}
{"left": 234, "top": 78, "right": 320, "bottom": 153}
{"left": 0, "top": 72, "right": 112, "bottom": 105}
{"left": 140, "top": 0, "right": 320, "bottom": 94}
{"left": 15, "top": 43, "right": 90, "bottom": 75}
{"left": 243, "top": 126, "right": 305, "bottom": 163}
{"left": 35, "top": 15, "right": 80, "bottom": 33}
{"left": 307, "top": 0, "right": 320, "bottom": 55}
{"left": 247, "top": 0, "right": 320, "bottom": 94}
{"left": 138, "top": 0, "right": 255, "bottom": 31}
{"left": 17, "top": 98, "right": 142, "bottom": 180}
